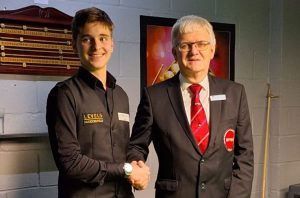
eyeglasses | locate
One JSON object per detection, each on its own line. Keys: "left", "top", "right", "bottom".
{"left": 177, "top": 41, "right": 210, "bottom": 52}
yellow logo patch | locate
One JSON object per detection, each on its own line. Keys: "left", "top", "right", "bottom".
{"left": 83, "top": 113, "right": 103, "bottom": 124}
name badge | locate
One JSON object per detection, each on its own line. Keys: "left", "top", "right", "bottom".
{"left": 118, "top": 112, "right": 130, "bottom": 122}
{"left": 210, "top": 94, "right": 226, "bottom": 101}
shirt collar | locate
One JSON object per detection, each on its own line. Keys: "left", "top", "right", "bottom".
{"left": 77, "top": 67, "right": 116, "bottom": 90}
{"left": 179, "top": 73, "right": 209, "bottom": 92}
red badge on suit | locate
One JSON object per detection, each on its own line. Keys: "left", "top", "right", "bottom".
{"left": 224, "top": 129, "right": 235, "bottom": 152}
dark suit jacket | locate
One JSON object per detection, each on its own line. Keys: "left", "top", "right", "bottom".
{"left": 127, "top": 73, "right": 254, "bottom": 198}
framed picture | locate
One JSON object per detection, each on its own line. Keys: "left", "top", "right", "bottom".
{"left": 0, "top": 6, "right": 79, "bottom": 76}
{"left": 140, "top": 15, "right": 235, "bottom": 94}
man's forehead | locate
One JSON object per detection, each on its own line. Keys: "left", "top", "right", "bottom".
{"left": 78, "top": 22, "right": 112, "bottom": 35}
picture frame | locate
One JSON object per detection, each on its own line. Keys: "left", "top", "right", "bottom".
{"left": 140, "top": 15, "right": 235, "bottom": 94}
{"left": 0, "top": 6, "right": 79, "bottom": 76}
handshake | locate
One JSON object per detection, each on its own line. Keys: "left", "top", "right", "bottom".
{"left": 125, "top": 161, "right": 150, "bottom": 190}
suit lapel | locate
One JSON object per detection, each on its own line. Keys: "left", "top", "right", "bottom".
{"left": 167, "top": 74, "right": 202, "bottom": 155}
{"left": 207, "top": 76, "right": 222, "bottom": 153}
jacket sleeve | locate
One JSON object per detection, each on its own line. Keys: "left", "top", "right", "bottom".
{"left": 127, "top": 87, "right": 153, "bottom": 162}
{"left": 228, "top": 85, "right": 254, "bottom": 198}
{"left": 46, "top": 85, "right": 124, "bottom": 185}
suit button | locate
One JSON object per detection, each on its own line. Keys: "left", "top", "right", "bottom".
{"left": 201, "top": 182, "right": 206, "bottom": 190}
{"left": 200, "top": 159, "right": 205, "bottom": 164}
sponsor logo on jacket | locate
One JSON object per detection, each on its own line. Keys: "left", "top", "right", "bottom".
{"left": 83, "top": 113, "right": 103, "bottom": 124}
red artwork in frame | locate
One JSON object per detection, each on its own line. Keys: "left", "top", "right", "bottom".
{"left": 140, "top": 15, "right": 235, "bottom": 93}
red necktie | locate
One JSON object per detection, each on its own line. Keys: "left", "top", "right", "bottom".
{"left": 189, "top": 84, "right": 209, "bottom": 154}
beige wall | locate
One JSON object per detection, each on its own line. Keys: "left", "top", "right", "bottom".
{"left": 269, "top": 0, "right": 300, "bottom": 197}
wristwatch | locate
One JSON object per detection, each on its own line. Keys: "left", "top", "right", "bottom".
{"left": 123, "top": 163, "right": 133, "bottom": 177}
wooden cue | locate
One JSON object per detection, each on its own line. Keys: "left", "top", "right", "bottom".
{"left": 261, "top": 84, "right": 278, "bottom": 198}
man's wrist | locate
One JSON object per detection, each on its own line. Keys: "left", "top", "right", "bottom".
{"left": 123, "top": 163, "right": 133, "bottom": 177}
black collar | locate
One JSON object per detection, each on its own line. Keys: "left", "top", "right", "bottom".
{"left": 77, "top": 67, "right": 116, "bottom": 90}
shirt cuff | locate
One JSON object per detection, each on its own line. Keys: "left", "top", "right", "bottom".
{"left": 106, "top": 163, "right": 125, "bottom": 180}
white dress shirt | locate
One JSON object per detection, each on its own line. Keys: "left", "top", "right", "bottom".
{"left": 179, "top": 74, "right": 210, "bottom": 125}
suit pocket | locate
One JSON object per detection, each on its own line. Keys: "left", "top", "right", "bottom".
{"left": 224, "top": 177, "right": 232, "bottom": 190}
{"left": 155, "top": 179, "right": 178, "bottom": 191}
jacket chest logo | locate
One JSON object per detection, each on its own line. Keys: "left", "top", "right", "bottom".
{"left": 224, "top": 129, "right": 235, "bottom": 152}
{"left": 83, "top": 113, "right": 103, "bottom": 124}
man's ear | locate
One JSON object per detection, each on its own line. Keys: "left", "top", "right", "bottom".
{"left": 111, "top": 39, "right": 114, "bottom": 52}
{"left": 209, "top": 45, "right": 216, "bottom": 60}
{"left": 172, "top": 48, "right": 177, "bottom": 61}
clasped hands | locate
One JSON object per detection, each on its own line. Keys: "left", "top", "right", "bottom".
{"left": 127, "top": 161, "right": 150, "bottom": 190}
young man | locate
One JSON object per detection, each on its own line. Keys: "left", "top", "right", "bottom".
{"left": 46, "top": 7, "right": 149, "bottom": 198}
{"left": 128, "top": 15, "right": 254, "bottom": 198}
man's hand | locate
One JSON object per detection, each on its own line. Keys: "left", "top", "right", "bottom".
{"left": 128, "top": 161, "right": 150, "bottom": 190}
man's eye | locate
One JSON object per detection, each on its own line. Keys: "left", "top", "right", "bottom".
{"left": 196, "top": 41, "right": 210, "bottom": 47}
{"left": 197, "top": 43, "right": 206, "bottom": 47}
{"left": 99, "top": 36, "right": 108, "bottom": 42}
{"left": 81, "top": 37, "right": 91, "bottom": 43}
{"left": 180, "top": 43, "right": 188, "bottom": 49}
